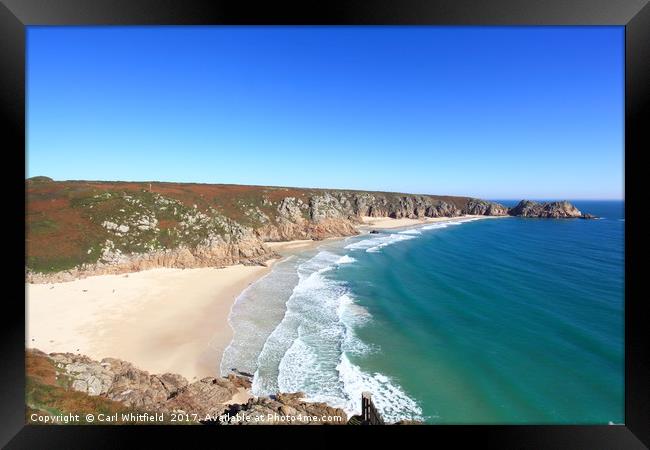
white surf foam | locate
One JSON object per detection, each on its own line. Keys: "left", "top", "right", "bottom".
{"left": 337, "top": 354, "right": 423, "bottom": 423}
{"left": 337, "top": 293, "right": 372, "bottom": 357}
{"left": 221, "top": 256, "right": 301, "bottom": 377}
{"left": 345, "top": 233, "right": 418, "bottom": 253}
{"left": 421, "top": 223, "right": 449, "bottom": 230}
{"left": 251, "top": 236, "right": 449, "bottom": 422}
{"left": 253, "top": 250, "right": 355, "bottom": 400}
{"left": 399, "top": 229, "right": 422, "bottom": 235}
{"left": 421, "top": 217, "right": 481, "bottom": 230}
{"left": 336, "top": 254, "right": 357, "bottom": 265}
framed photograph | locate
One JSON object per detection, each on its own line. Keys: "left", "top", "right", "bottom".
{"left": 3, "top": 0, "right": 648, "bottom": 447}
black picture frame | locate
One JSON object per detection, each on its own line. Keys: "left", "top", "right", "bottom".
{"left": 2, "top": 0, "right": 648, "bottom": 447}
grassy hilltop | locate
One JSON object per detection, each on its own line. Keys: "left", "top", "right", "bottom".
{"left": 27, "top": 177, "right": 481, "bottom": 275}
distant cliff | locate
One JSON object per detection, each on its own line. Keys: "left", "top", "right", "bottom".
{"left": 26, "top": 178, "right": 592, "bottom": 281}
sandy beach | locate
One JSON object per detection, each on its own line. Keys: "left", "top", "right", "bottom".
{"left": 264, "top": 237, "right": 344, "bottom": 255}
{"left": 25, "top": 215, "right": 503, "bottom": 384}
{"left": 26, "top": 263, "right": 275, "bottom": 381}
{"left": 357, "top": 214, "right": 501, "bottom": 230}
{"left": 266, "top": 215, "right": 503, "bottom": 254}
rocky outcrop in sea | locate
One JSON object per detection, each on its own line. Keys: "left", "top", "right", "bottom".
{"left": 507, "top": 200, "right": 596, "bottom": 219}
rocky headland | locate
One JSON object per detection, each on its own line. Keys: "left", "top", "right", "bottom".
{"left": 508, "top": 200, "right": 596, "bottom": 219}
{"left": 25, "top": 181, "right": 596, "bottom": 425}
{"left": 26, "top": 178, "right": 594, "bottom": 283}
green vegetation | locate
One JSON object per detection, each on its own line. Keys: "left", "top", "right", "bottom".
{"left": 28, "top": 219, "right": 59, "bottom": 235}
{"left": 26, "top": 351, "right": 142, "bottom": 425}
{"left": 27, "top": 254, "right": 94, "bottom": 274}
{"left": 26, "top": 176, "right": 54, "bottom": 184}
{"left": 26, "top": 182, "right": 260, "bottom": 273}
{"left": 26, "top": 179, "right": 475, "bottom": 274}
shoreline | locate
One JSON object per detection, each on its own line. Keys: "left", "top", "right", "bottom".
{"left": 264, "top": 236, "right": 345, "bottom": 255}
{"left": 25, "top": 214, "right": 494, "bottom": 388}
{"left": 26, "top": 262, "right": 276, "bottom": 382}
{"left": 356, "top": 214, "right": 507, "bottom": 230}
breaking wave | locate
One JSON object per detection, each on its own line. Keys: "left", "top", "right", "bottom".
{"left": 345, "top": 233, "right": 418, "bottom": 253}
{"left": 336, "top": 255, "right": 357, "bottom": 264}
{"left": 236, "top": 218, "right": 482, "bottom": 421}
{"left": 250, "top": 250, "right": 421, "bottom": 421}
{"left": 399, "top": 228, "right": 422, "bottom": 235}
{"left": 337, "top": 354, "right": 424, "bottom": 423}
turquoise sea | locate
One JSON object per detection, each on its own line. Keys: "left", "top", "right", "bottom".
{"left": 221, "top": 200, "right": 624, "bottom": 424}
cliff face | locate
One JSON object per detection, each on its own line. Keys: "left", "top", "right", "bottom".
{"left": 463, "top": 198, "right": 510, "bottom": 216}
{"left": 26, "top": 180, "right": 505, "bottom": 281}
{"left": 26, "top": 179, "right": 591, "bottom": 281}
{"left": 26, "top": 236, "right": 273, "bottom": 283}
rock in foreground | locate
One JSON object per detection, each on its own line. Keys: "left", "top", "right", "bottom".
{"left": 214, "top": 392, "right": 348, "bottom": 425}
{"left": 28, "top": 349, "right": 348, "bottom": 425}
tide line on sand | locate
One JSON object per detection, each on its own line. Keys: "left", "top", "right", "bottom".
{"left": 25, "top": 215, "right": 493, "bottom": 385}
{"left": 26, "top": 263, "right": 276, "bottom": 382}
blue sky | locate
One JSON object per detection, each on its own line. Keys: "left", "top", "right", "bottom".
{"left": 27, "top": 26, "right": 624, "bottom": 199}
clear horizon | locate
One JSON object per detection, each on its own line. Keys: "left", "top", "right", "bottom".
{"left": 27, "top": 26, "right": 624, "bottom": 200}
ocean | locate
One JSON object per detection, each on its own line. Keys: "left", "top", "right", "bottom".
{"left": 220, "top": 200, "right": 624, "bottom": 424}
